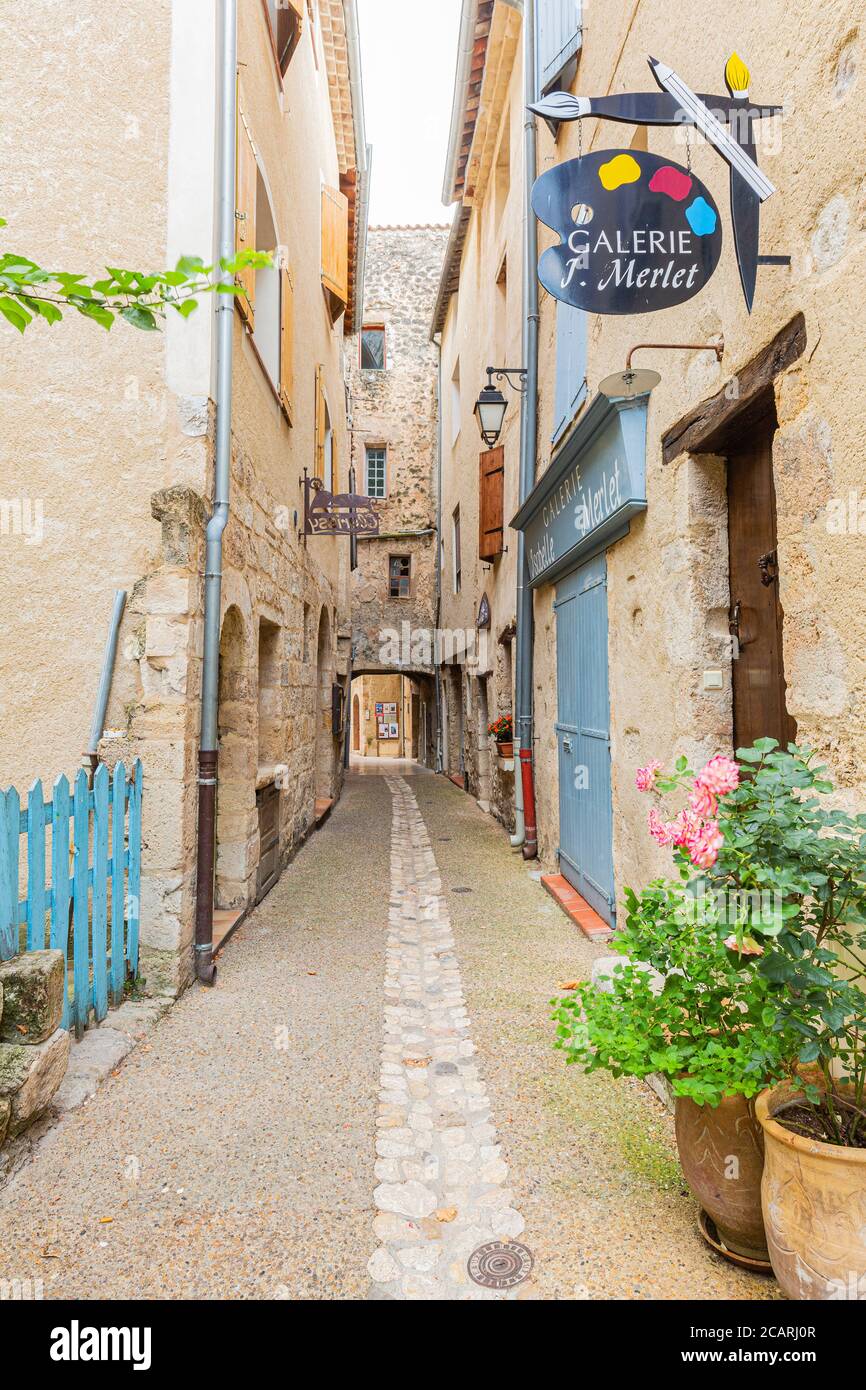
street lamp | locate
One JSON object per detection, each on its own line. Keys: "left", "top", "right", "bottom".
{"left": 473, "top": 366, "right": 527, "bottom": 448}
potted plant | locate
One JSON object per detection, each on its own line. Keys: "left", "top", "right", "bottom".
{"left": 703, "top": 741, "right": 866, "bottom": 1300}
{"left": 488, "top": 713, "right": 514, "bottom": 760}
{"left": 553, "top": 748, "right": 808, "bottom": 1265}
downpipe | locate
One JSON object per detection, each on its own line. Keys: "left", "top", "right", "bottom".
{"left": 194, "top": 0, "right": 237, "bottom": 986}
{"left": 515, "top": 0, "right": 539, "bottom": 859}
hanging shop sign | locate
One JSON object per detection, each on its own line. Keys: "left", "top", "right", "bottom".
{"left": 510, "top": 393, "right": 648, "bottom": 589}
{"left": 530, "top": 53, "right": 781, "bottom": 313}
{"left": 303, "top": 475, "right": 380, "bottom": 537}
{"left": 532, "top": 149, "right": 723, "bottom": 315}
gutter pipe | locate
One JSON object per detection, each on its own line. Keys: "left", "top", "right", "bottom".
{"left": 194, "top": 0, "right": 237, "bottom": 986}
{"left": 433, "top": 336, "right": 444, "bottom": 773}
{"left": 515, "top": 0, "right": 539, "bottom": 858}
{"left": 86, "top": 589, "right": 127, "bottom": 766}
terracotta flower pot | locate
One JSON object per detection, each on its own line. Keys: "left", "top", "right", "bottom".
{"left": 675, "top": 1092, "right": 769, "bottom": 1262}
{"left": 756, "top": 1080, "right": 866, "bottom": 1300}
{"left": 496, "top": 740, "right": 513, "bottom": 759}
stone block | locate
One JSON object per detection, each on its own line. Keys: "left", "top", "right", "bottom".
{"left": 145, "top": 572, "right": 194, "bottom": 616}
{"left": 0, "top": 950, "right": 65, "bottom": 1044}
{"left": 0, "top": 1028, "right": 70, "bottom": 1136}
{"left": 52, "top": 1027, "right": 134, "bottom": 1115}
{"left": 0, "top": 1096, "right": 9, "bottom": 1146}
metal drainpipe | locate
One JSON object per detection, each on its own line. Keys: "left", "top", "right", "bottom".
{"left": 433, "top": 337, "right": 444, "bottom": 774}
{"left": 515, "top": 0, "right": 539, "bottom": 859}
{"left": 194, "top": 0, "right": 237, "bottom": 986}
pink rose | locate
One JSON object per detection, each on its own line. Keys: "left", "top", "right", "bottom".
{"left": 697, "top": 755, "right": 740, "bottom": 796}
{"left": 636, "top": 759, "right": 662, "bottom": 792}
{"left": 669, "top": 808, "right": 701, "bottom": 851}
{"left": 723, "top": 934, "right": 764, "bottom": 957}
{"left": 688, "top": 820, "right": 724, "bottom": 869}
{"left": 688, "top": 782, "right": 718, "bottom": 819}
{"left": 648, "top": 808, "right": 674, "bottom": 846}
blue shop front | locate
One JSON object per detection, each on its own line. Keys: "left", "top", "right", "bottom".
{"left": 511, "top": 393, "right": 649, "bottom": 926}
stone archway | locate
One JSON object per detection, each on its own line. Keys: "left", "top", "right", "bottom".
{"left": 216, "top": 605, "right": 256, "bottom": 909}
{"left": 315, "top": 605, "right": 335, "bottom": 799}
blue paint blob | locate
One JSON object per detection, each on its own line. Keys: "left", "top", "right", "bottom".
{"left": 685, "top": 196, "right": 717, "bottom": 237}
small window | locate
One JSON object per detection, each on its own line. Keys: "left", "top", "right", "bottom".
{"left": 365, "top": 446, "right": 386, "bottom": 498}
{"left": 265, "top": 0, "right": 303, "bottom": 77}
{"left": 389, "top": 555, "right": 411, "bottom": 599}
{"left": 452, "top": 506, "right": 461, "bottom": 594}
{"left": 361, "top": 325, "right": 386, "bottom": 371}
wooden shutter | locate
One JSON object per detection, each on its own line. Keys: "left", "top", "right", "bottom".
{"left": 321, "top": 185, "right": 349, "bottom": 313}
{"left": 538, "top": 0, "right": 583, "bottom": 93}
{"left": 314, "top": 365, "right": 326, "bottom": 480}
{"left": 235, "top": 99, "right": 257, "bottom": 328}
{"left": 279, "top": 266, "right": 294, "bottom": 422}
{"left": 552, "top": 301, "right": 588, "bottom": 444}
{"left": 478, "top": 447, "right": 505, "bottom": 562}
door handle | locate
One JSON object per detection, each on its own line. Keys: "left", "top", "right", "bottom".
{"left": 758, "top": 549, "right": 778, "bottom": 586}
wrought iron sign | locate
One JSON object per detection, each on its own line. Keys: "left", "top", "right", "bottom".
{"left": 530, "top": 53, "right": 782, "bottom": 313}
{"left": 303, "top": 474, "right": 380, "bottom": 537}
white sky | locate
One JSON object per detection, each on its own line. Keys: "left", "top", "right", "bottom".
{"left": 357, "top": 0, "right": 463, "bottom": 226}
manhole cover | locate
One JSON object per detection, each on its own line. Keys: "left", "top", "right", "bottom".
{"left": 468, "top": 1241, "right": 533, "bottom": 1289}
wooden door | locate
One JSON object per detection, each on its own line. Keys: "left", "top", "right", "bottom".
{"left": 727, "top": 415, "right": 796, "bottom": 751}
{"left": 256, "top": 783, "right": 280, "bottom": 903}
{"left": 555, "top": 555, "right": 615, "bottom": 925}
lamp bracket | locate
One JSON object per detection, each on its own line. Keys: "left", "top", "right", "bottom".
{"left": 486, "top": 365, "right": 528, "bottom": 395}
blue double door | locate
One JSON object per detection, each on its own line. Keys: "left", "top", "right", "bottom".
{"left": 554, "top": 553, "right": 615, "bottom": 925}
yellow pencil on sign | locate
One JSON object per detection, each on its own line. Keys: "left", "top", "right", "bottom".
{"left": 648, "top": 56, "right": 776, "bottom": 202}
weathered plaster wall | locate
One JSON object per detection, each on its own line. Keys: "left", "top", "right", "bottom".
{"left": 0, "top": 0, "right": 355, "bottom": 990}
{"left": 437, "top": 13, "right": 524, "bottom": 830}
{"left": 532, "top": 0, "right": 866, "bottom": 896}
{"left": 437, "top": 0, "right": 866, "bottom": 898}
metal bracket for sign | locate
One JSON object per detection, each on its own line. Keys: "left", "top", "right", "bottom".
{"left": 302, "top": 473, "right": 380, "bottom": 538}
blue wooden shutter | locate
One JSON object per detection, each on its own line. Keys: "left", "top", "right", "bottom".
{"left": 552, "top": 300, "right": 587, "bottom": 445}
{"left": 538, "top": 0, "right": 583, "bottom": 94}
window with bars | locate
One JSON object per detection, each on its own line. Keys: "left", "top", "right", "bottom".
{"left": 389, "top": 555, "right": 411, "bottom": 599}
{"left": 365, "top": 446, "right": 386, "bottom": 498}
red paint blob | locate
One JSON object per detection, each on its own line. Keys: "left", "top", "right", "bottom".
{"left": 648, "top": 166, "right": 693, "bottom": 201}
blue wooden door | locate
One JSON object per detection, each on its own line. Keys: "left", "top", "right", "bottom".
{"left": 555, "top": 554, "right": 615, "bottom": 924}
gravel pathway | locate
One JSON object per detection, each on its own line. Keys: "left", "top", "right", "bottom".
{"left": 0, "top": 765, "right": 781, "bottom": 1301}
{"left": 412, "top": 773, "right": 781, "bottom": 1302}
{"left": 0, "top": 773, "right": 390, "bottom": 1300}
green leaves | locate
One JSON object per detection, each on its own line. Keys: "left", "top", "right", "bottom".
{"left": 0, "top": 217, "right": 274, "bottom": 335}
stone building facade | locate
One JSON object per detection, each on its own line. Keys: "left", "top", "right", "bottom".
{"left": 0, "top": 0, "right": 368, "bottom": 989}
{"left": 435, "top": 0, "right": 866, "bottom": 926}
{"left": 348, "top": 226, "right": 447, "bottom": 767}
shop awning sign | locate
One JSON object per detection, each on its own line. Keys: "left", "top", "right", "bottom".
{"left": 510, "top": 394, "right": 649, "bottom": 589}
{"left": 531, "top": 149, "right": 723, "bottom": 316}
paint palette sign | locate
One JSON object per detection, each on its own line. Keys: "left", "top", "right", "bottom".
{"left": 531, "top": 149, "right": 722, "bottom": 315}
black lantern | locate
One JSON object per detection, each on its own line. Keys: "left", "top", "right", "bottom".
{"left": 473, "top": 366, "right": 527, "bottom": 448}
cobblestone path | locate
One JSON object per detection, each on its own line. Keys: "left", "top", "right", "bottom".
{"left": 367, "top": 776, "right": 525, "bottom": 1299}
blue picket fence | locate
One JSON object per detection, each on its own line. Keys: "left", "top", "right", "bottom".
{"left": 0, "top": 760, "right": 142, "bottom": 1038}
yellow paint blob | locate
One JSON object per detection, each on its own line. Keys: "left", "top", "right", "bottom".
{"left": 725, "top": 51, "right": 751, "bottom": 95}
{"left": 598, "top": 153, "right": 642, "bottom": 191}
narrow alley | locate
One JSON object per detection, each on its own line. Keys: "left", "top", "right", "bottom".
{"left": 0, "top": 765, "right": 778, "bottom": 1302}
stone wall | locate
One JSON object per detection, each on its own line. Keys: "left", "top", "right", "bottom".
{"left": 0, "top": 952, "right": 69, "bottom": 1167}
{"left": 348, "top": 227, "right": 447, "bottom": 687}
